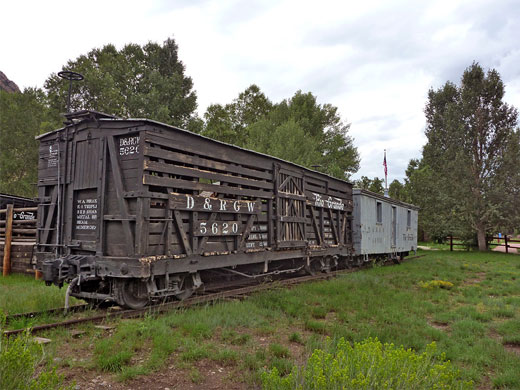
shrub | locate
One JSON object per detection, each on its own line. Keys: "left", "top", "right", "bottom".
{"left": 0, "top": 331, "right": 71, "bottom": 390}
{"left": 419, "top": 280, "right": 454, "bottom": 289}
{"left": 261, "top": 337, "right": 473, "bottom": 390}
{"left": 269, "top": 343, "right": 290, "bottom": 358}
{"left": 289, "top": 332, "right": 303, "bottom": 344}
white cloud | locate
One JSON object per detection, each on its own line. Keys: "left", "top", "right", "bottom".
{"left": 2, "top": 0, "right": 519, "bottom": 184}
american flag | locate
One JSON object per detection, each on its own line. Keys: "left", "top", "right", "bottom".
{"left": 383, "top": 152, "right": 388, "bottom": 176}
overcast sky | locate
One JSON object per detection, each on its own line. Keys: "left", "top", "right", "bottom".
{"left": 2, "top": 0, "right": 519, "bottom": 182}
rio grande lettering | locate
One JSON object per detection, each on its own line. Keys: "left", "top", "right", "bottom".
{"left": 312, "top": 193, "right": 345, "bottom": 210}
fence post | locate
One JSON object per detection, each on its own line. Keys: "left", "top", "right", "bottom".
{"left": 505, "top": 235, "right": 509, "bottom": 254}
{"left": 2, "top": 204, "right": 14, "bottom": 276}
{"left": 450, "top": 235, "right": 453, "bottom": 251}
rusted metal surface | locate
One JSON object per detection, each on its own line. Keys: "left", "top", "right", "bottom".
{"left": 4, "top": 304, "right": 89, "bottom": 324}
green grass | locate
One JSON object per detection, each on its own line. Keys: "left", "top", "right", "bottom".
{"left": 0, "top": 274, "right": 82, "bottom": 315}
{"left": 23, "top": 250, "right": 520, "bottom": 387}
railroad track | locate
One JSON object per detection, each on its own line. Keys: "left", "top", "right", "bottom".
{"left": 3, "top": 254, "right": 424, "bottom": 337}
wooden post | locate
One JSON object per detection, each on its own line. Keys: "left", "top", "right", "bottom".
{"left": 2, "top": 204, "right": 14, "bottom": 276}
{"left": 505, "top": 235, "right": 509, "bottom": 254}
{"left": 449, "top": 235, "right": 453, "bottom": 251}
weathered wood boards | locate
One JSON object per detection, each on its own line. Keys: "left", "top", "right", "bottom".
{"left": 35, "top": 111, "right": 354, "bottom": 279}
{"left": 0, "top": 203, "right": 37, "bottom": 276}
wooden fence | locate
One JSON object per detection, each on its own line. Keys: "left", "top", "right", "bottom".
{"left": 447, "top": 235, "right": 520, "bottom": 253}
{"left": 486, "top": 235, "right": 520, "bottom": 254}
{"left": 0, "top": 204, "right": 38, "bottom": 276}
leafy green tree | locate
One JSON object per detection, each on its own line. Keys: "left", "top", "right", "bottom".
{"left": 0, "top": 89, "right": 59, "bottom": 197}
{"left": 204, "top": 86, "right": 359, "bottom": 180}
{"left": 203, "top": 84, "right": 272, "bottom": 145}
{"left": 44, "top": 38, "right": 201, "bottom": 131}
{"left": 422, "top": 63, "right": 519, "bottom": 249}
{"left": 354, "top": 176, "right": 384, "bottom": 195}
{"left": 404, "top": 159, "right": 457, "bottom": 241}
{"left": 368, "top": 177, "right": 385, "bottom": 195}
{"left": 388, "top": 179, "right": 406, "bottom": 200}
{"left": 355, "top": 176, "right": 373, "bottom": 190}
{"left": 246, "top": 119, "right": 321, "bottom": 167}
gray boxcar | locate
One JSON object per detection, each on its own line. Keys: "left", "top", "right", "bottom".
{"left": 352, "top": 189, "right": 418, "bottom": 259}
{"left": 35, "top": 110, "right": 354, "bottom": 308}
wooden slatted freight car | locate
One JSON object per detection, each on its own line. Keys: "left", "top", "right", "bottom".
{"left": 35, "top": 111, "right": 354, "bottom": 308}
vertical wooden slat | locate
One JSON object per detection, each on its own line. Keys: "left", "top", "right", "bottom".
{"left": 40, "top": 187, "right": 58, "bottom": 245}
{"left": 239, "top": 214, "right": 257, "bottom": 249}
{"left": 267, "top": 198, "right": 273, "bottom": 247}
{"left": 107, "top": 136, "right": 134, "bottom": 255}
{"left": 273, "top": 164, "right": 280, "bottom": 246}
{"left": 310, "top": 206, "right": 323, "bottom": 246}
{"left": 96, "top": 138, "right": 107, "bottom": 256}
{"left": 327, "top": 208, "right": 339, "bottom": 245}
{"left": 135, "top": 198, "right": 150, "bottom": 255}
{"left": 2, "top": 204, "right": 14, "bottom": 276}
{"left": 190, "top": 211, "right": 198, "bottom": 254}
{"left": 173, "top": 210, "right": 192, "bottom": 256}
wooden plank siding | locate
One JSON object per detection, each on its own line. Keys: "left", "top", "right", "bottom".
{"left": 35, "top": 114, "right": 354, "bottom": 275}
{"left": 0, "top": 203, "right": 37, "bottom": 276}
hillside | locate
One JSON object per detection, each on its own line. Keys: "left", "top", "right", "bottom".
{"left": 0, "top": 71, "right": 20, "bottom": 93}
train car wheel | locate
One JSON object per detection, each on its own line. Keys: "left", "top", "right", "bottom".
{"left": 305, "top": 258, "right": 328, "bottom": 275}
{"left": 174, "top": 274, "right": 196, "bottom": 300}
{"left": 118, "top": 279, "right": 149, "bottom": 309}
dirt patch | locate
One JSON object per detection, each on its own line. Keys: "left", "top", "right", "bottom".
{"left": 487, "top": 329, "right": 520, "bottom": 356}
{"left": 60, "top": 358, "right": 248, "bottom": 390}
{"left": 51, "top": 326, "right": 249, "bottom": 390}
{"left": 477, "top": 374, "right": 493, "bottom": 390}
{"left": 492, "top": 243, "right": 519, "bottom": 254}
{"left": 463, "top": 272, "right": 487, "bottom": 285}
{"left": 503, "top": 342, "right": 520, "bottom": 356}
{"left": 487, "top": 328, "right": 501, "bottom": 341}
{"left": 429, "top": 321, "right": 450, "bottom": 332}
{"left": 417, "top": 246, "right": 439, "bottom": 251}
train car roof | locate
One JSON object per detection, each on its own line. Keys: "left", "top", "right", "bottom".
{"left": 352, "top": 188, "right": 419, "bottom": 210}
{"left": 37, "top": 110, "right": 354, "bottom": 187}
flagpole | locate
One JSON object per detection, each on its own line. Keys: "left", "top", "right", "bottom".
{"left": 383, "top": 149, "right": 389, "bottom": 197}
{"left": 384, "top": 149, "right": 387, "bottom": 190}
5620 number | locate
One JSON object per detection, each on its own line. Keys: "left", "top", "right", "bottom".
{"left": 195, "top": 221, "right": 241, "bottom": 236}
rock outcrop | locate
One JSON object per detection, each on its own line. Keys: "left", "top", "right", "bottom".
{"left": 0, "top": 71, "right": 21, "bottom": 93}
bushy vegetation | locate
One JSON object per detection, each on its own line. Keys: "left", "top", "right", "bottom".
{"left": 76, "top": 250, "right": 520, "bottom": 387}
{"left": 0, "top": 331, "right": 71, "bottom": 390}
{"left": 261, "top": 337, "right": 473, "bottom": 390}
{"left": 418, "top": 280, "right": 454, "bottom": 289}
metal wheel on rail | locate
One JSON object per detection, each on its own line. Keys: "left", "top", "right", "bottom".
{"left": 305, "top": 257, "right": 331, "bottom": 276}
{"left": 117, "top": 279, "right": 150, "bottom": 309}
{"left": 173, "top": 273, "right": 202, "bottom": 300}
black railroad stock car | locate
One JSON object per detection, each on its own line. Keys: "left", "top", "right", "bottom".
{"left": 35, "top": 110, "right": 354, "bottom": 308}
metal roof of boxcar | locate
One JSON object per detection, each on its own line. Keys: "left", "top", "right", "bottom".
{"left": 37, "top": 112, "right": 353, "bottom": 187}
{"left": 352, "top": 188, "right": 419, "bottom": 210}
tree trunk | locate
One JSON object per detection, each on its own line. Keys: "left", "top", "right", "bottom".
{"left": 477, "top": 223, "right": 487, "bottom": 251}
